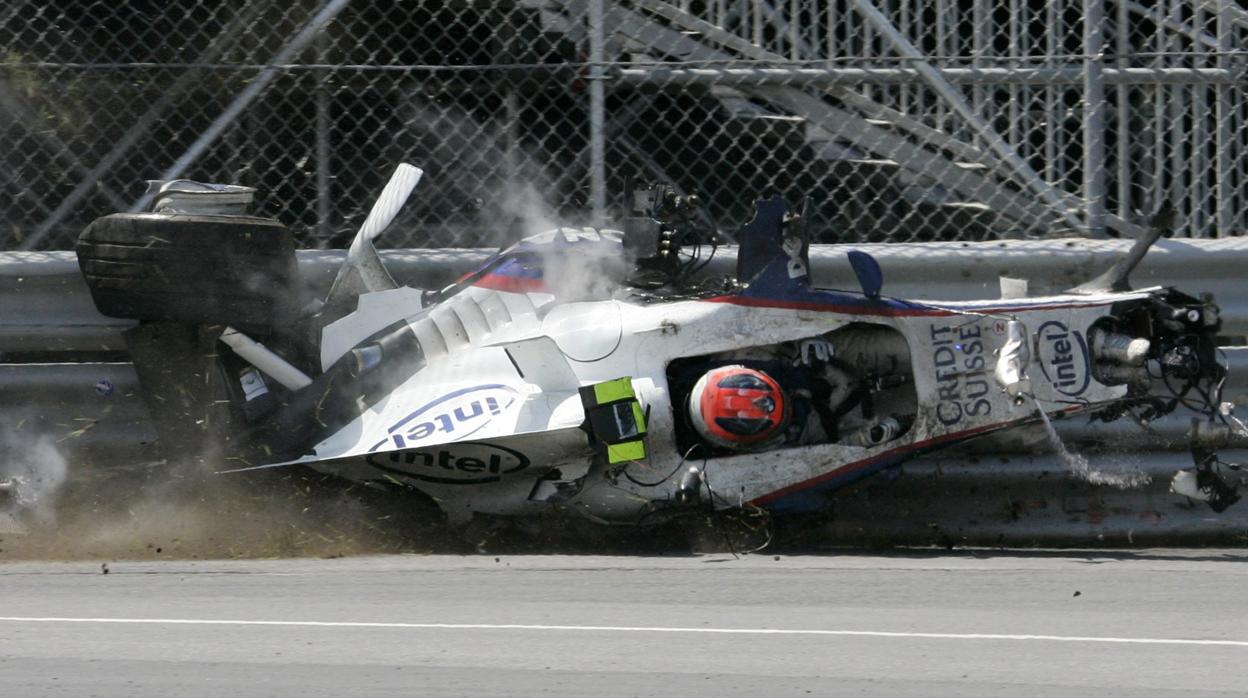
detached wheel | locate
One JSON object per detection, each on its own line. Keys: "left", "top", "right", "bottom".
{"left": 76, "top": 212, "right": 299, "bottom": 331}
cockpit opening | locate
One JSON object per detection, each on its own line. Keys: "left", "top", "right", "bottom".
{"left": 667, "top": 322, "right": 919, "bottom": 456}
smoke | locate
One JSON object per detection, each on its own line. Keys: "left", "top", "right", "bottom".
{"left": 0, "top": 431, "right": 69, "bottom": 524}
{"left": 533, "top": 228, "right": 634, "bottom": 302}
{"left": 386, "top": 100, "right": 637, "bottom": 302}
{"left": 496, "top": 177, "right": 562, "bottom": 242}
{"left": 1033, "top": 402, "right": 1151, "bottom": 489}
{"left": 389, "top": 101, "right": 591, "bottom": 248}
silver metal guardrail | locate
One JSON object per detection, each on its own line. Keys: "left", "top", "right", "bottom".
{"left": 2, "top": 237, "right": 1247, "bottom": 543}
{"left": 5, "top": 236, "right": 1248, "bottom": 355}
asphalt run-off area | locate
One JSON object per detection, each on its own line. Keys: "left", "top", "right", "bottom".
{"left": 1, "top": 551, "right": 1246, "bottom": 696}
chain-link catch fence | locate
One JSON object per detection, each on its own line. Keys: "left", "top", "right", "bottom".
{"left": 2, "top": 0, "right": 1246, "bottom": 250}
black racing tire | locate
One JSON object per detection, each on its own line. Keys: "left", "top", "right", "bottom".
{"left": 76, "top": 212, "right": 299, "bottom": 330}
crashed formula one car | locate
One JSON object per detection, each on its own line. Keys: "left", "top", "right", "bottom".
{"left": 74, "top": 164, "right": 1245, "bottom": 534}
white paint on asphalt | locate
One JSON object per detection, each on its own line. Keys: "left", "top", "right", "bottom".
{"left": 1, "top": 616, "right": 1245, "bottom": 648}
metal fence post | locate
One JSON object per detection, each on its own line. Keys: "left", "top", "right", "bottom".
{"left": 1083, "top": 0, "right": 1107, "bottom": 238}
{"left": 588, "top": 0, "right": 607, "bottom": 228}
{"left": 1114, "top": 0, "right": 1130, "bottom": 221}
{"left": 315, "top": 31, "right": 332, "bottom": 245}
{"left": 1216, "top": 2, "right": 1235, "bottom": 236}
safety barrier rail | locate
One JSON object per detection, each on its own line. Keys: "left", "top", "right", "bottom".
{"left": 6, "top": 236, "right": 1248, "bottom": 354}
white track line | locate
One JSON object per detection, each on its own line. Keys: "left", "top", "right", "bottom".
{"left": 0, "top": 617, "right": 1244, "bottom": 648}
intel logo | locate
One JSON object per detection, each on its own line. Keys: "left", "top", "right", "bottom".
{"left": 1036, "top": 321, "right": 1091, "bottom": 397}
{"left": 366, "top": 442, "right": 530, "bottom": 484}
{"left": 373, "top": 384, "right": 519, "bottom": 452}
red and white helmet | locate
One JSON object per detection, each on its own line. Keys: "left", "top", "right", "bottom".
{"left": 688, "top": 365, "right": 789, "bottom": 449}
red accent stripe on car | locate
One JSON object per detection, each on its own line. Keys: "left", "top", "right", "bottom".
{"left": 472, "top": 273, "right": 550, "bottom": 293}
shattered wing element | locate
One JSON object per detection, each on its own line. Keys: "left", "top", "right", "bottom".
{"left": 323, "top": 163, "right": 423, "bottom": 313}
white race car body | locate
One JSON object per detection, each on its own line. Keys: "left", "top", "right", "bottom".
{"left": 78, "top": 170, "right": 1240, "bottom": 527}
{"left": 270, "top": 227, "right": 1193, "bottom": 525}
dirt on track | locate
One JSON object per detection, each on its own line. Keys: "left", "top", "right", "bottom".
{"left": 0, "top": 460, "right": 452, "bottom": 561}
{"left": 0, "top": 459, "right": 778, "bottom": 561}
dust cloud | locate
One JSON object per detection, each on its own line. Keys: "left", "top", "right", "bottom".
{"left": 0, "top": 442, "right": 448, "bottom": 561}
{"left": 1, "top": 432, "right": 68, "bottom": 521}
